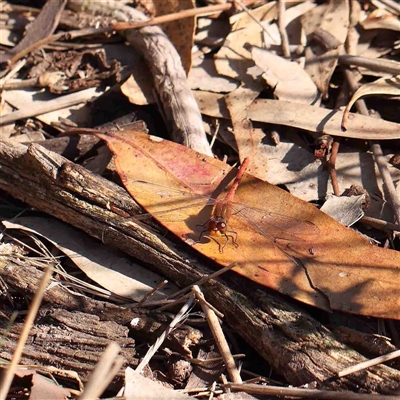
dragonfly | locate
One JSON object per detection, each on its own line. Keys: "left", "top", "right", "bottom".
{"left": 132, "top": 157, "right": 319, "bottom": 256}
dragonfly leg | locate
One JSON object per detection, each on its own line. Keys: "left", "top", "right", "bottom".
{"left": 197, "top": 229, "right": 223, "bottom": 252}
{"left": 197, "top": 227, "right": 238, "bottom": 253}
{"left": 198, "top": 227, "right": 208, "bottom": 242}
{"left": 196, "top": 220, "right": 209, "bottom": 229}
{"left": 220, "top": 230, "right": 238, "bottom": 252}
{"left": 227, "top": 229, "right": 238, "bottom": 247}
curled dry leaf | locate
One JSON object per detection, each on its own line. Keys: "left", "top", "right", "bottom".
{"left": 342, "top": 75, "right": 400, "bottom": 130}
{"left": 360, "top": 9, "right": 400, "bottom": 31}
{"left": 79, "top": 129, "right": 400, "bottom": 320}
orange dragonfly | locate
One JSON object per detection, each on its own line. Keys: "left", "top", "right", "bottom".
{"left": 132, "top": 157, "right": 319, "bottom": 256}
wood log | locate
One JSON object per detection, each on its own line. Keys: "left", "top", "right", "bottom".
{"left": 0, "top": 139, "right": 399, "bottom": 394}
{"left": 0, "top": 257, "right": 202, "bottom": 381}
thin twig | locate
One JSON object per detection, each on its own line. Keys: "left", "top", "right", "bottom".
{"left": 225, "top": 383, "right": 400, "bottom": 399}
{"left": 327, "top": 140, "right": 341, "bottom": 196}
{"left": 111, "top": 3, "right": 233, "bottom": 31}
{"left": 135, "top": 279, "right": 168, "bottom": 307}
{"left": 7, "top": 3, "right": 232, "bottom": 66}
{"left": 338, "top": 349, "right": 400, "bottom": 378}
{"left": 0, "top": 59, "right": 26, "bottom": 86}
{"left": 0, "top": 88, "right": 99, "bottom": 126}
{"left": 342, "top": 69, "right": 400, "bottom": 223}
{"left": 339, "top": 55, "right": 400, "bottom": 76}
{"left": 360, "top": 216, "right": 400, "bottom": 232}
{"left": 169, "top": 262, "right": 237, "bottom": 299}
{"left": 378, "top": 0, "right": 400, "bottom": 13}
{"left": 277, "top": 0, "right": 290, "bottom": 57}
{"left": 234, "top": 0, "right": 275, "bottom": 42}
{"left": 192, "top": 285, "right": 242, "bottom": 384}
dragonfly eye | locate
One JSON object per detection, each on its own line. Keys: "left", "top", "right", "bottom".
{"left": 217, "top": 221, "right": 226, "bottom": 233}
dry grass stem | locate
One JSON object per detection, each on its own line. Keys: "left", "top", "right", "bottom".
{"left": 134, "top": 294, "right": 196, "bottom": 374}
{"left": 226, "top": 383, "right": 400, "bottom": 399}
{"left": 338, "top": 349, "right": 400, "bottom": 378}
{"left": 0, "top": 266, "right": 53, "bottom": 400}
{"left": 79, "top": 342, "right": 124, "bottom": 400}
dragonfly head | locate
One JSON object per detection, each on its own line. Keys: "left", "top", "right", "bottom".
{"left": 207, "top": 217, "right": 227, "bottom": 236}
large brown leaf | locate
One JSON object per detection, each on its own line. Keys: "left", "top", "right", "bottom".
{"left": 88, "top": 129, "right": 400, "bottom": 319}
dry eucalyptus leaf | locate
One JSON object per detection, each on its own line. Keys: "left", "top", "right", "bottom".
{"left": 342, "top": 75, "right": 400, "bottom": 129}
{"left": 121, "top": 72, "right": 156, "bottom": 106}
{"left": 2, "top": 87, "right": 100, "bottom": 127}
{"left": 73, "top": 129, "right": 400, "bottom": 319}
{"left": 360, "top": 8, "right": 400, "bottom": 31}
{"left": 251, "top": 46, "right": 318, "bottom": 104}
{"left": 248, "top": 99, "right": 400, "bottom": 140}
{"left": 193, "top": 90, "right": 230, "bottom": 118}
{"left": 262, "top": 0, "right": 316, "bottom": 48}
{"left": 194, "top": 15, "right": 230, "bottom": 49}
{"left": 188, "top": 58, "right": 238, "bottom": 93}
{"left": 122, "top": 367, "right": 191, "bottom": 399}
{"left": 225, "top": 74, "right": 268, "bottom": 180}
{"left": 215, "top": 2, "right": 277, "bottom": 80}
{"left": 214, "top": 3, "right": 275, "bottom": 178}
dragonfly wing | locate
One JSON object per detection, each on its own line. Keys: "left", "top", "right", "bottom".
{"left": 231, "top": 203, "right": 319, "bottom": 242}
{"left": 129, "top": 180, "right": 214, "bottom": 221}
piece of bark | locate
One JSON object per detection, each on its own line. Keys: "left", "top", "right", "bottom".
{"left": 0, "top": 140, "right": 399, "bottom": 393}
{"left": 36, "top": 134, "right": 101, "bottom": 161}
{"left": 0, "top": 306, "right": 136, "bottom": 382}
{"left": 36, "top": 118, "right": 147, "bottom": 161}
{"left": 0, "top": 256, "right": 202, "bottom": 359}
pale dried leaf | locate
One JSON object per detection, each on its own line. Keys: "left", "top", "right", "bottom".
{"left": 121, "top": 72, "right": 156, "bottom": 106}
{"left": 262, "top": 1, "right": 316, "bottom": 47}
{"left": 302, "top": 1, "right": 349, "bottom": 97}
{"left": 248, "top": 99, "right": 400, "bottom": 139}
{"left": 215, "top": 2, "right": 277, "bottom": 79}
{"left": 342, "top": 76, "right": 400, "bottom": 129}
{"left": 188, "top": 58, "right": 238, "bottom": 93}
{"left": 225, "top": 78, "right": 268, "bottom": 180}
{"left": 251, "top": 47, "right": 318, "bottom": 104}
{"left": 153, "top": 0, "right": 195, "bottom": 74}
{"left": 3, "top": 217, "right": 176, "bottom": 301}
{"left": 2, "top": 88, "right": 100, "bottom": 126}
{"left": 360, "top": 9, "right": 400, "bottom": 31}
{"left": 320, "top": 195, "right": 366, "bottom": 227}
{"left": 122, "top": 367, "right": 191, "bottom": 399}
{"left": 193, "top": 90, "right": 229, "bottom": 118}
